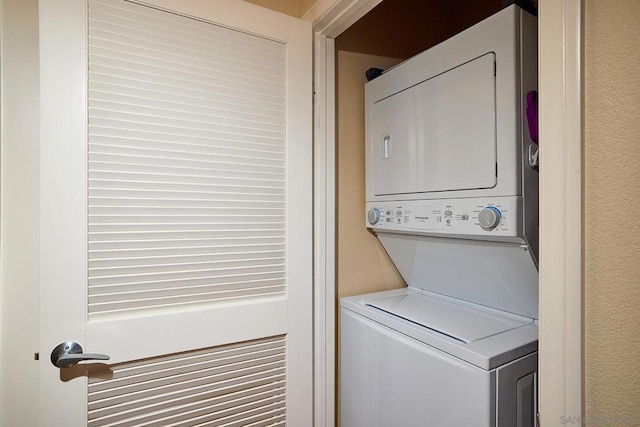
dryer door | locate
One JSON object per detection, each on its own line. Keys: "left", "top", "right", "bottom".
{"left": 370, "top": 53, "right": 497, "bottom": 196}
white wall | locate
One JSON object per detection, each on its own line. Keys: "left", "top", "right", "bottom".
{"left": 0, "top": 0, "right": 40, "bottom": 425}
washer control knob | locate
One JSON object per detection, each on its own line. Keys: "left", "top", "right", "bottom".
{"left": 367, "top": 208, "right": 381, "bottom": 225}
{"left": 478, "top": 206, "right": 501, "bottom": 231}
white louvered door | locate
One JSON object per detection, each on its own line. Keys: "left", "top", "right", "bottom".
{"left": 38, "top": 0, "right": 311, "bottom": 425}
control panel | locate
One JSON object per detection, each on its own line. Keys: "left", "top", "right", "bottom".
{"left": 366, "top": 197, "right": 522, "bottom": 238}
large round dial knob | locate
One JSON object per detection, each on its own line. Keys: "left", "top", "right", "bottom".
{"left": 367, "top": 208, "right": 381, "bottom": 225}
{"left": 478, "top": 206, "right": 501, "bottom": 231}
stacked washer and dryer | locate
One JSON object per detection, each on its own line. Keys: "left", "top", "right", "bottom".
{"left": 340, "top": 5, "right": 539, "bottom": 427}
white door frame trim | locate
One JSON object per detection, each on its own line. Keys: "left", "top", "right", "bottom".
{"left": 307, "top": 2, "right": 383, "bottom": 426}
{"left": 311, "top": 33, "right": 336, "bottom": 427}
{"left": 308, "top": 0, "right": 584, "bottom": 426}
{"left": 538, "top": 0, "right": 584, "bottom": 424}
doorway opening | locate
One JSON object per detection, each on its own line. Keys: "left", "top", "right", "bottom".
{"left": 314, "top": 0, "right": 538, "bottom": 424}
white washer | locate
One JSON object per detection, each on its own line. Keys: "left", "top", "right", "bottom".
{"left": 341, "top": 289, "right": 537, "bottom": 427}
{"left": 340, "top": 235, "right": 539, "bottom": 427}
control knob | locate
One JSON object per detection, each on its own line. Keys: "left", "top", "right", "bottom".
{"left": 478, "top": 206, "right": 501, "bottom": 231}
{"left": 367, "top": 208, "right": 381, "bottom": 225}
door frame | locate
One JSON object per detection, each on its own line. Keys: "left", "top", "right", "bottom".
{"left": 537, "top": 0, "right": 583, "bottom": 423}
{"left": 306, "top": 0, "right": 584, "bottom": 426}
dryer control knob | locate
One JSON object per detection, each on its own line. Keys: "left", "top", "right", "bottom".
{"left": 478, "top": 206, "right": 501, "bottom": 231}
{"left": 367, "top": 208, "right": 381, "bottom": 225}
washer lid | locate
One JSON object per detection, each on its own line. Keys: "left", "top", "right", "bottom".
{"left": 365, "top": 292, "right": 533, "bottom": 344}
{"left": 376, "top": 233, "right": 539, "bottom": 319}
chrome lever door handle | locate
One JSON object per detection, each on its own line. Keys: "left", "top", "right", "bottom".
{"left": 50, "top": 341, "right": 110, "bottom": 368}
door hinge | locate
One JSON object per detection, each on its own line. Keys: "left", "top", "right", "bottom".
{"left": 34, "top": 352, "right": 39, "bottom": 361}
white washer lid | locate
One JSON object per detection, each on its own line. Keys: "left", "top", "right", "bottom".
{"left": 365, "top": 292, "right": 532, "bottom": 344}
{"left": 376, "top": 233, "right": 539, "bottom": 319}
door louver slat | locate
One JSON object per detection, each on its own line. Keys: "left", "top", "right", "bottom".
{"left": 88, "top": 0, "right": 286, "bottom": 317}
{"left": 88, "top": 336, "right": 287, "bottom": 427}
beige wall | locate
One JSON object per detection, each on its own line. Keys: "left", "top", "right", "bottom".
{"left": 336, "top": 49, "right": 404, "bottom": 424}
{"left": 336, "top": 50, "right": 405, "bottom": 299}
{"left": 242, "top": 0, "right": 316, "bottom": 17}
{"left": 242, "top": 0, "right": 300, "bottom": 17}
{"left": 299, "top": 0, "right": 316, "bottom": 16}
{"left": 584, "top": 0, "right": 640, "bottom": 423}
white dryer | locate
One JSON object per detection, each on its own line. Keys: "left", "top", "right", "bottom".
{"left": 341, "top": 4, "right": 539, "bottom": 427}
